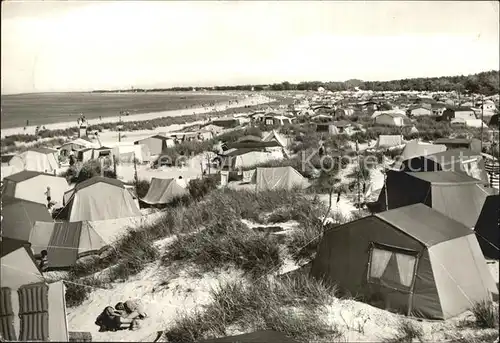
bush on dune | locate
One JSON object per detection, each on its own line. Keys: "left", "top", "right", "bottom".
{"left": 164, "top": 275, "right": 341, "bottom": 343}
{"left": 162, "top": 213, "right": 282, "bottom": 277}
{"left": 187, "top": 175, "right": 220, "bottom": 201}
{"left": 471, "top": 300, "right": 499, "bottom": 329}
{"left": 135, "top": 179, "right": 151, "bottom": 199}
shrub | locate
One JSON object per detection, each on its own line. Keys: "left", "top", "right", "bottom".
{"left": 75, "top": 159, "right": 115, "bottom": 183}
{"left": 135, "top": 179, "right": 151, "bottom": 199}
{"left": 472, "top": 300, "right": 499, "bottom": 329}
{"left": 164, "top": 276, "right": 340, "bottom": 343}
{"left": 188, "top": 175, "right": 219, "bottom": 201}
{"left": 162, "top": 217, "right": 282, "bottom": 277}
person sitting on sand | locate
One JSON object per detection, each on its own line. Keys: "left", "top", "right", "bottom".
{"left": 95, "top": 306, "right": 139, "bottom": 332}
{"left": 115, "top": 300, "right": 148, "bottom": 320}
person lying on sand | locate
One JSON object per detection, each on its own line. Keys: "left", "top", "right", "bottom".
{"left": 115, "top": 300, "right": 148, "bottom": 320}
{"left": 95, "top": 306, "right": 140, "bottom": 332}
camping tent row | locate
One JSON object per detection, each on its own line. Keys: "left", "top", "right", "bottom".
{"left": 238, "top": 166, "right": 309, "bottom": 192}
{"left": 2, "top": 171, "right": 69, "bottom": 206}
{"left": 60, "top": 177, "right": 141, "bottom": 222}
{"left": 1, "top": 238, "right": 69, "bottom": 341}
{"left": 311, "top": 203, "right": 498, "bottom": 320}
{"left": 2, "top": 197, "right": 159, "bottom": 270}
{"left": 372, "top": 170, "right": 499, "bottom": 259}
{"left": 58, "top": 138, "right": 96, "bottom": 156}
{"left": 76, "top": 144, "right": 151, "bottom": 164}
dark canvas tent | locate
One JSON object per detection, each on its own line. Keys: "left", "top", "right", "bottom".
{"left": 311, "top": 204, "right": 498, "bottom": 320}
{"left": 30, "top": 221, "right": 108, "bottom": 269}
{"left": 198, "top": 330, "right": 299, "bottom": 343}
{"left": 1, "top": 196, "right": 53, "bottom": 241}
{"left": 141, "top": 178, "right": 189, "bottom": 205}
{"left": 474, "top": 195, "right": 500, "bottom": 260}
{"left": 374, "top": 171, "right": 497, "bottom": 229}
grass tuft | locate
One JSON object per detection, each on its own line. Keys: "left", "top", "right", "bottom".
{"left": 472, "top": 300, "right": 499, "bottom": 329}
{"left": 164, "top": 275, "right": 341, "bottom": 342}
{"left": 385, "top": 319, "right": 424, "bottom": 343}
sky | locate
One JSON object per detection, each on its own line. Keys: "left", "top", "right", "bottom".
{"left": 1, "top": 1, "right": 499, "bottom": 94}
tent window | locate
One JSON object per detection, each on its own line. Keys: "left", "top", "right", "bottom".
{"left": 369, "top": 246, "right": 418, "bottom": 290}
{"left": 369, "top": 248, "right": 392, "bottom": 278}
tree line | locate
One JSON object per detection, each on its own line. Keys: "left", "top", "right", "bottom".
{"left": 92, "top": 70, "right": 499, "bottom": 95}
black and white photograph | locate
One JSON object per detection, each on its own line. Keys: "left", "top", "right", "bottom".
{"left": 1, "top": 1, "right": 499, "bottom": 342}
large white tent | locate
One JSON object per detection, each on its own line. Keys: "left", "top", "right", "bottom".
{"left": 254, "top": 166, "right": 309, "bottom": 191}
{"left": 9, "top": 148, "right": 59, "bottom": 173}
{"left": 62, "top": 177, "right": 141, "bottom": 222}
{"left": 112, "top": 143, "right": 151, "bottom": 163}
{"left": 2, "top": 171, "right": 69, "bottom": 206}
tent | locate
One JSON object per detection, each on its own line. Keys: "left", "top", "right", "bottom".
{"left": 375, "top": 170, "right": 497, "bottom": 229}
{"left": 254, "top": 167, "right": 309, "bottom": 192}
{"left": 1, "top": 238, "right": 69, "bottom": 342}
{"left": 30, "top": 221, "right": 108, "bottom": 269}
{"left": 112, "top": 143, "right": 151, "bottom": 163}
{"left": 141, "top": 178, "right": 189, "bottom": 205}
{"left": 198, "top": 330, "right": 299, "bottom": 343}
{"left": 2, "top": 171, "right": 69, "bottom": 206}
{"left": 1, "top": 196, "right": 53, "bottom": 241}
{"left": 401, "top": 149, "right": 489, "bottom": 183}
{"left": 399, "top": 141, "right": 447, "bottom": 162}
{"left": 59, "top": 138, "right": 95, "bottom": 156}
{"left": 391, "top": 141, "right": 447, "bottom": 170}
{"left": 474, "top": 195, "right": 500, "bottom": 259}
{"left": 0, "top": 165, "right": 23, "bottom": 180}
{"left": 62, "top": 177, "right": 141, "bottom": 222}
{"left": 134, "top": 135, "right": 172, "bottom": 155}
{"left": 311, "top": 203, "right": 498, "bottom": 320}
{"left": 375, "top": 135, "right": 404, "bottom": 149}
{"left": 220, "top": 149, "right": 281, "bottom": 170}
{"left": 9, "top": 148, "right": 59, "bottom": 173}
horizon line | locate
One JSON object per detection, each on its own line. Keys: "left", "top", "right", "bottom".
{"left": 2, "top": 70, "right": 498, "bottom": 96}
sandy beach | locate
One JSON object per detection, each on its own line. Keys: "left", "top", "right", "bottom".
{"left": 0, "top": 94, "right": 273, "bottom": 138}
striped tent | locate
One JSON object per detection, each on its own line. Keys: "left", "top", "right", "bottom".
{"left": 30, "top": 221, "right": 108, "bottom": 269}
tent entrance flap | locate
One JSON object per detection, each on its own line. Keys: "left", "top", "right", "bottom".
{"left": 47, "top": 222, "right": 82, "bottom": 268}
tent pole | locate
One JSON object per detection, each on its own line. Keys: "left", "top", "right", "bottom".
{"left": 480, "top": 94, "right": 484, "bottom": 153}
{"left": 384, "top": 167, "right": 389, "bottom": 211}
{"left": 407, "top": 253, "right": 422, "bottom": 317}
